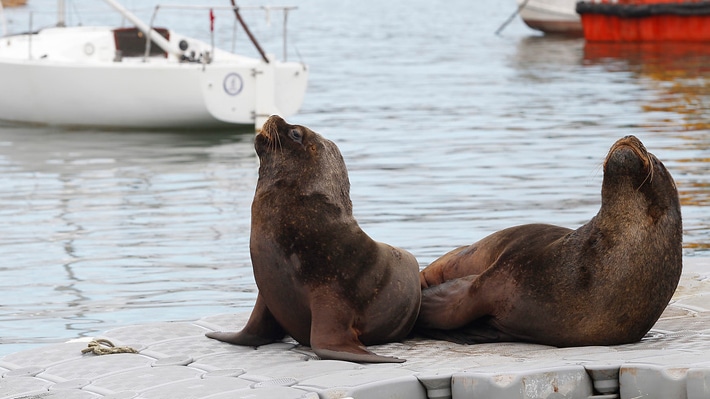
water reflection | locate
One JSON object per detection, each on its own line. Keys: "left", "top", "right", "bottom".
{"left": 584, "top": 42, "right": 710, "bottom": 131}
{"left": 582, "top": 42, "right": 710, "bottom": 251}
{"left": 513, "top": 36, "right": 586, "bottom": 69}
{"left": 0, "top": 125, "right": 259, "bottom": 352}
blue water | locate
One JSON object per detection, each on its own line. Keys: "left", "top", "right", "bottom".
{"left": 0, "top": 0, "right": 708, "bottom": 357}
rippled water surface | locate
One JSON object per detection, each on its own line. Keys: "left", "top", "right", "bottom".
{"left": 1, "top": 0, "right": 708, "bottom": 356}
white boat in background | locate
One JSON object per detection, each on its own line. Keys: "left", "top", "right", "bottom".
{"left": 516, "top": 0, "right": 583, "bottom": 35}
{"left": 0, "top": 0, "right": 308, "bottom": 129}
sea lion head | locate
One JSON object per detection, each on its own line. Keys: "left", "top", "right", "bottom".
{"left": 255, "top": 115, "right": 352, "bottom": 213}
{"left": 601, "top": 135, "right": 680, "bottom": 223}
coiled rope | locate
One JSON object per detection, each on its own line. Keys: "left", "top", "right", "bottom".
{"left": 81, "top": 339, "right": 138, "bottom": 355}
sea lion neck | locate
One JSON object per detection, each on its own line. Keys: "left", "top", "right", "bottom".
{"left": 254, "top": 161, "right": 354, "bottom": 218}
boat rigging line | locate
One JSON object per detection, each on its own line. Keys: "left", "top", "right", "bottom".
{"left": 0, "top": 2, "right": 6, "bottom": 36}
{"left": 230, "top": 0, "right": 269, "bottom": 63}
{"left": 495, "top": 0, "right": 530, "bottom": 36}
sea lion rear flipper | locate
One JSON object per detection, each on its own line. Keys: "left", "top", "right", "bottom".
{"left": 205, "top": 293, "right": 286, "bottom": 346}
{"left": 416, "top": 275, "right": 488, "bottom": 330}
{"left": 415, "top": 320, "right": 517, "bottom": 344}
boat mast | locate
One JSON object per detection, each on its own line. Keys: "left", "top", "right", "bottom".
{"left": 102, "top": 0, "right": 184, "bottom": 58}
{"left": 0, "top": 2, "right": 6, "bottom": 37}
{"left": 57, "top": 0, "right": 66, "bottom": 27}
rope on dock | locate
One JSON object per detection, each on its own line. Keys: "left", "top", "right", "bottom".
{"left": 81, "top": 338, "right": 138, "bottom": 355}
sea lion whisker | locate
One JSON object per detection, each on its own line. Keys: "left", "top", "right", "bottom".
{"left": 635, "top": 154, "right": 654, "bottom": 191}
{"left": 275, "top": 126, "right": 283, "bottom": 152}
{"left": 592, "top": 160, "right": 604, "bottom": 178}
{"left": 636, "top": 151, "right": 654, "bottom": 191}
{"left": 266, "top": 129, "right": 281, "bottom": 153}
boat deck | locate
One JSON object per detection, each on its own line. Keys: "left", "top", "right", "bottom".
{"left": 2, "top": 258, "right": 709, "bottom": 399}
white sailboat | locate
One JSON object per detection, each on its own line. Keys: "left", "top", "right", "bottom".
{"left": 0, "top": 0, "right": 308, "bottom": 129}
{"left": 516, "top": 0, "right": 582, "bottom": 35}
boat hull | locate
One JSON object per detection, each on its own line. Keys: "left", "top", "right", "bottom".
{"left": 0, "top": 26, "right": 308, "bottom": 129}
{"left": 516, "top": 0, "right": 583, "bottom": 35}
{"left": 577, "top": 1, "right": 710, "bottom": 42}
{"left": 0, "top": 60, "right": 307, "bottom": 129}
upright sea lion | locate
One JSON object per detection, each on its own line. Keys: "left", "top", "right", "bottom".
{"left": 206, "top": 115, "right": 421, "bottom": 363}
{"left": 417, "top": 135, "right": 682, "bottom": 347}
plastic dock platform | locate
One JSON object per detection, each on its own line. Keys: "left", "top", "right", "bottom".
{"left": 2, "top": 258, "right": 709, "bottom": 399}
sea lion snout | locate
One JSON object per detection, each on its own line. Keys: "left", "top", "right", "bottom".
{"left": 259, "top": 115, "right": 287, "bottom": 142}
{"left": 604, "top": 135, "right": 651, "bottom": 175}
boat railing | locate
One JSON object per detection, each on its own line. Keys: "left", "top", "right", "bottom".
{"left": 147, "top": 4, "right": 298, "bottom": 64}
{"left": 2, "top": 2, "right": 299, "bottom": 64}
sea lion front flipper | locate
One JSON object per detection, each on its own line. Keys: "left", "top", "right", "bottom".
{"left": 313, "top": 348, "right": 405, "bottom": 364}
{"left": 205, "top": 293, "right": 286, "bottom": 346}
{"left": 309, "top": 294, "right": 405, "bottom": 363}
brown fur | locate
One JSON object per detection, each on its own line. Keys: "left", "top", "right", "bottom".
{"left": 417, "top": 136, "right": 682, "bottom": 347}
{"left": 206, "top": 115, "right": 421, "bottom": 363}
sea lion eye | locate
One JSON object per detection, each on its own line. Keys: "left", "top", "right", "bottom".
{"left": 289, "top": 129, "right": 303, "bottom": 144}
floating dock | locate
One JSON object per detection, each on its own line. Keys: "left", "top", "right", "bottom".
{"left": 1, "top": 258, "right": 709, "bottom": 399}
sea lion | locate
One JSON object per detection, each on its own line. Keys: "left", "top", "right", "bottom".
{"left": 206, "top": 115, "right": 421, "bottom": 363}
{"left": 417, "top": 135, "right": 682, "bottom": 347}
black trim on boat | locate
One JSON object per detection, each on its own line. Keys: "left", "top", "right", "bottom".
{"left": 576, "top": 1, "right": 710, "bottom": 17}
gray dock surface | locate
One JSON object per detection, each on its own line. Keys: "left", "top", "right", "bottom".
{"left": 2, "top": 258, "right": 709, "bottom": 399}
